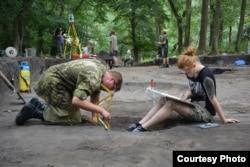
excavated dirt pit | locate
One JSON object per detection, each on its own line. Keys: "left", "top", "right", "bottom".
{"left": 0, "top": 56, "right": 250, "bottom": 167}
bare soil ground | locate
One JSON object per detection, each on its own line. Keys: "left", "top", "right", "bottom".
{"left": 0, "top": 64, "right": 250, "bottom": 167}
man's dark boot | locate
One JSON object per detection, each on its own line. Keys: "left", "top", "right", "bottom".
{"left": 15, "top": 103, "right": 36, "bottom": 125}
{"left": 29, "top": 98, "right": 46, "bottom": 121}
{"left": 32, "top": 108, "right": 45, "bottom": 121}
{"left": 15, "top": 98, "right": 45, "bottom": 125}
{"left": 30, "top": 97, "right": 47, "bottom": 111}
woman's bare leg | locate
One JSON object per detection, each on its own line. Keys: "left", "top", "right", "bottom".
{"left": 142, "top": 102, "right": 172, "bottom": 129}
{"left": 139, "top": 99, "right": 164, "bottom": 125}
{"left": 141, "top": 100, "right": 191, "bottom": 129}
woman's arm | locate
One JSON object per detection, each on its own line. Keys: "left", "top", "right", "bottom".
{"left": 208, "top": 96, "right": 239, "bottom": 123}
{"left": 204, "top": 77, "right": 239, "bottom": 123}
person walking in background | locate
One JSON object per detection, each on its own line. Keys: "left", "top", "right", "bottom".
{"left": 15, "top": 59, "right": 123, "bottom": 126}
{"left": 110, "top": 30, "right": 119, "bottom": 67}
{"left": 127, "top": 46, "right": 239, "bottom": 132}
{"left": 56, "top": 29, "right": 65, "bottom": 58}
{"left": 158, "top": 30, "right": 169, "bottom": 68}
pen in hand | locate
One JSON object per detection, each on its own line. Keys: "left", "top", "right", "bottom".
{"left": 180, "top": 90, "right": 189, "bottom": 100}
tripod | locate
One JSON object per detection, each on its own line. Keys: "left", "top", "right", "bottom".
{"left": 63, "top": 23, "right": 82, "bottom": 57}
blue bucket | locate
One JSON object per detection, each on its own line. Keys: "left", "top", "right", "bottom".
{"left": 234, "top": 60, "right": 246, "bottom": 66}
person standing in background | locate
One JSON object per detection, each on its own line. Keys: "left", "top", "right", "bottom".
{"left": 110, "top": 30, "right": 119, "bottom": 68}
{"left": 158, "top": 30, "right": 169, "bottom": 68}
{"left": 56, "top": 29, "right": 65, "bottom": 58}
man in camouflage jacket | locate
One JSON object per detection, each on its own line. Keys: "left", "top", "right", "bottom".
{"left": 15, "top": 59, "right": 123, "bottom": 125}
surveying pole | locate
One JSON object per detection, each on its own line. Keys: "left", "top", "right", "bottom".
{"left": 64, "top": 14, "right": 82, "bottom": 58}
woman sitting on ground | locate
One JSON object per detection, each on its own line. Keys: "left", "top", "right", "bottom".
{"left": 128, "top": 46, "right": 240, "bottom": 132}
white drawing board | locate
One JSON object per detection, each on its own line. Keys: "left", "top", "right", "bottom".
{"left": 146, "top": 87, "right": 196, "bottom": 107}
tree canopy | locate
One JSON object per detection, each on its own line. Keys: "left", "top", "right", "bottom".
{"left": 0, "top": 0, "right": 249, "bottom": 61}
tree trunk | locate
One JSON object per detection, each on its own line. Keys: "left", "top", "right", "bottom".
{"left": 12, "top": 0, "right": 34, "bottom": 55}
{"left": 168, "top": 0, "right": 183, "bottom": 53}
{"left": 219, "top": 19, "right": 223, "bottom": 50}
{"left": 13, "top": 15, "right": 24, "bottom": 55}
{"left": 37, "top": 27, "right": 45, "bottom": 56}
{"left": 154, "top": 0, "right": 160, "bottom": 41}
{"left": 235, "top": 0, "right": 246, "bottom": 52}
{"left": 131, "top": 0, "right": 138, "bottom": 61}
{"left": 184, "top": 0, "right": 191, "bottom": 48}
{"left": 210, "top": 0, "right": 221, "bottom": 55}
{"left": 227, "top": 26, "right": 232, "bottom": 52}
{"left": 197, "top": 0, "right": 209, "bottom": 56}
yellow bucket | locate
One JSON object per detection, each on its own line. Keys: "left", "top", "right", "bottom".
{"left": 19, "top": 70, "right": 30, "bottom": 92}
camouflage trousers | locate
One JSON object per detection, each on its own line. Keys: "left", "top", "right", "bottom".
{"left": 187, "top": 103, "right": 213, "bottom": 123}
{"left": 34, "top": 72, "right": 81, "bottom": 125}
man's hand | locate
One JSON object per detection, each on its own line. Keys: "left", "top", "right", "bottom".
{"left": 92, "top": 116, "right": 98, "bottom": 122}
{"left": 101, "top": 110, "right": 111, "bottom": 121}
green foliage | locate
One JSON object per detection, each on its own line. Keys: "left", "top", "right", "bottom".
{"left": 0, "top": 0, "right": 249, "bottom": 58}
